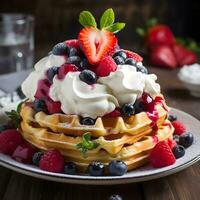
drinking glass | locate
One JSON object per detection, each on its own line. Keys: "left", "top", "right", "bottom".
{"left": 0, "top": 14, "right": 34, "bottom": 74}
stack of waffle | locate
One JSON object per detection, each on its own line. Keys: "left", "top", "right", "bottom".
{"left": 20, "top": 97, "right": 174, "bottom": 172}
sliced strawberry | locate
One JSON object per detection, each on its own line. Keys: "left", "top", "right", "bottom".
{"left": 104, "top": 108, "right": 121, "bottom": 118}
{"left": 146, "top": 25, "right": 176, "bottom": 50}
{"left": 78, "top": 27, "right": 117, "bottom": 65}
{"left": 149, "top": 45, "right": 177, "bottom": 69}
{"left": 172, "top": 44, "right": 197, "bottom": 66}
{"left": 65, "top": 39, "right": 80, "bottom": 49}
{"left": 45, "top": 98, "right": 62, "bottom": 114}
{"left": 123, "top": 50, "right": 143, "bottom": 62}
{"left": 96, "top": 56, "right": 117, "bottom": 77}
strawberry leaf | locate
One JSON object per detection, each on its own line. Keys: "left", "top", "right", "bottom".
{"left": 79, "top": 11, "right": 97, "bottom": 28}
{"left": 104, "top": 22, "right": 126, "bottom": 33}
{"left": 100, "top": 8, "right": 115, "bottom": 29}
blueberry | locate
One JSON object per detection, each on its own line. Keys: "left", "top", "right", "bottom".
{"left": 68, "top": 47, "right": 79, "bottom": 57}
{"left": 47, "top": 67, "right": 59, "bottom": 82}
{"left": 108, "top": 194, "right": 123, "bottom": 200}
{"left": 32, "top": 152, "right": 43, "bottom": 166}
{"left": 121, "top": 104, "right": 135, "bottom": 117}
{"left": 168, "top": 114, "right": 177, "bottom": 122}
{"left": 134, "top": 100, "right": 145, "bottom": 113}
{"left": 114, "top": 56, "right": 125, "bottom": 65}
{"left": 79, "top": 59, "right": 89, "bottom": 70}
{"left": 179, "top": 132, "right": 194, "bottom": 148}
{"left": 113, "top": 50, "right": 127, "bottom": 60}
{"left": 172, "top": 145, "right": 185, "bottom": 159}
{"left": 173, "top": 134, "right": 180, "bottom": 143}
{"left": 64, "top": 162, "right": 77, "bottom": 175}
{"left": 108, "top": 160, "right": 127, "bottom": 176}
{"left": 67, "top": 56, "right": 81, "bottom": 67}
{"left": 79, "top": 70, "right": 97, "bottom": 85}
{"left": 33, "top": 99, "right": 48, "bottom": 113}
{"left": 136, "top": 64, "right": 148, "bottom": 74}
{"left": 125, "top": 58, "right": 136, "bottom": 66}
{"left": 52, "top": 42, "right": 69, "bottom": 55}
{"left": 88, "top": 161, "right": 104, "bottom": 176}
{"left": 80, "top": 117, "right": 96, "bottom": 125}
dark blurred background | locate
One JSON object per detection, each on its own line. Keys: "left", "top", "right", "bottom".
{"left": 0, "top": 0, "right": 199, "bottom": 60}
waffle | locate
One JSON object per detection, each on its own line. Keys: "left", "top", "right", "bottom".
{"left": 20, "top": 99, "right": 169, "bottom": 138}
{"left": 20, "top": 102, "right": 173, "bottom": 172}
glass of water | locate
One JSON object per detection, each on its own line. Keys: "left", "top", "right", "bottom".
{"left": 0, "top": 14, "right": 34, "bottom": 74}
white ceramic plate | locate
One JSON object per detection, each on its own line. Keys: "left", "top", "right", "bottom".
{"left": 0, "top": 108, "right": 200, "bottom": 185}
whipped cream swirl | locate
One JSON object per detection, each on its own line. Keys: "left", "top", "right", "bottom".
{"left": 50, "top": 72, "right": 118, "bottom": 118}
{"left": 98, "top": 65, "right": 160, "bottom": 105}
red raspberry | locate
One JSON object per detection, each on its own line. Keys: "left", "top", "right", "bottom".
{"left": 123, "top": 49, "right": 143, "bottom": 62}
{"left": 149, "top": 140, "right": 176, "bottom": 168}
{"left": 39, "top": 149, "right": 64, "bottom": 173}
{"left": 58, "top": 64, "right": 78, "bottom": 79}
{"left": 0, "top": 129, "right": 24, "bottom": 155}
{"left": 45, "top": 98, "right": 62, "bottom": 114}
{"left": 65, "top": 39, "right": 80, "bottom": 49}
{"left": 96, "top": 56, "right": 117, "bottom": 77}
{"left": 12, "top": 143, "right": 36, "bottom": 164}
{"left": 167, "top": 139, "right": 177, "bottom": 149}
{"left": 104, "top": 108, "right": 121, "bottom": 118}
{"left": 171, "top": 121, "right": 186, "bottom": 135}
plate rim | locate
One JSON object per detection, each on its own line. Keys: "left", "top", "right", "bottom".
{"left": 0, "top": 107, "right": 200, "bottom": 185}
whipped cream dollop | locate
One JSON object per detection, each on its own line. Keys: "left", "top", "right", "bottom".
{"left": 22, "top": 54, "right": 161, "bottom": 118}
{"left": 98, "top": 65, "right": 160, "bottom": 105}
{"left": 178, "top": 63, "right": 200, "bottom": 84}
{"left": 50, "top": 72, "right": 118, "bottom": 118}
{"left": 22, "top": 55, "right": 66, "bottom": 100}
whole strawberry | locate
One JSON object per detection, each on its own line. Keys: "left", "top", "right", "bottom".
{"left": 39, "top": 149, "right": 64, "bottom": 173}
{"left": 0, "top": 129, "right": 24, "bottom": 155}
{"left": 149, "top": 140, "right": 176, "bottom": 168}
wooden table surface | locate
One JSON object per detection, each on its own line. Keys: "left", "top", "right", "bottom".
{"left": 0, "top": 67, "right": 200, "bottom": 200}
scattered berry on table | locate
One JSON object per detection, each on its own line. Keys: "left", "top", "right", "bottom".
{"left": 79, "top": 70, "right": 97, "bottom": 85}
{"left": 108, "top": 194, "right": 123, "bottom": 200}
{"left": 58, "top": 64, "right": 78, "bottom": 79}
{"left": 121, "top": 103, "right": 135, "bottom": 117}
{"left": 33, "top": 99, "right": 48, "bottom": 113}
{"left": 32, "top": 152, "right": 44, "bottom": 166}
{"left": 80, "top": 117, "right": 96, "bottom": 125}
{"left": 12, "top": 143, "right": 36, "bottom": 164}
{"left": 172, "top": 121, "right": 186, "bottom": 135}
{"left": 179, "top": 132, "right": 194, "bottom": 148}
{"left": 64, "top": 162, "right": 77, "bottom": 175}
{"left": 0, "top": 129, "right": 24, "bottom": 155}
{"left": 108, "top": 160, "right": 127, "bottom": 176}
{"left": 39, "top": 149, "right": 64, "bottom": 173}
{"left": 172, "top": 145, "right": 185, "bottom": 159}
{"left": 124, "top": 58, "right": 136, "bottom": 66}
{"left": 114, "top": 56, "right": 125, "bottom": 65}
{"left": 173, "top": 134, "right": 180, "bottom": 143}
{"left": 168, "top": 114, "right": 177, "bottom": 122}
{"left": 47, "top": 67, "right": 59, "bottom": 82}
{"left": 96, "top": 56, "right": 117, "bottom": 77}
{"left": 113, "top": 50, "right": 127, "bottom": 60}
{"left": 88, "top": 161, "right": 105, "bottom": 176}
{"left": 52, "top": 42, "right": 69, "bottom": 55}
{"left": 149, "top": 141, "right": 176, "bottom": 168}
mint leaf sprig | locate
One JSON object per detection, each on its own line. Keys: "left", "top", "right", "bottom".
{"left": 76, "top": 132, "right": 99, "bottom": 157}
{"left": 79, "top": 8, "right": 125, "bottom": 34}
{"left": 5, "top": 101, "right": 23, "bottom": 128}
